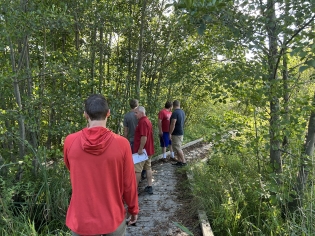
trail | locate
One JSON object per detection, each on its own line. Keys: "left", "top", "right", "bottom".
{"left": 126, "top": 140, "right": 212, "bottom": 236}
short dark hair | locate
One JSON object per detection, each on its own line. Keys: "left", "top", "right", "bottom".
{"left": 165, "top": 101, "right": 172, "bottom": 109}
{"left": 129, "top": 99, "right": 139, "bottom": 109}
{"left": 173, "top": 100, "right": 180, "bottom": 107}
{"left": 84, "top": 94, "right": 109, "bottom": 120}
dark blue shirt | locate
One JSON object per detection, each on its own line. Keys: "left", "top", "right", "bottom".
{"left": 170, "top": 109, "right": 185, "bottom": 135}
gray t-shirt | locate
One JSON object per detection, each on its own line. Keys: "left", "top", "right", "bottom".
{"left": 123, "top": 111, "right": 138, "bottom": 142}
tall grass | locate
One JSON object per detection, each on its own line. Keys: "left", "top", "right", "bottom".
{"left": 188, "top": 151, "right": 315, "bottom": 235}
{"left": 0, "top": 147, "right": 71, "bottom": 235}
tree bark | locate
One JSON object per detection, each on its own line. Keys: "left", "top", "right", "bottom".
{"left": 99, "top": 25, "right": 104, "bottom": 93}
{"left": 297, "top": 91, "right": 315, "bottom": 195}
{"left": 135, "top": 0, "right": 147, "bottom": 99}
{"left": 266, "top": 0, "right": 282, "bottom": 174}
{"left": 8, "top": 36, "right": 26, "bottom": 161}
{"left": 282, "top": 0, "right": 290, "bottom": 149}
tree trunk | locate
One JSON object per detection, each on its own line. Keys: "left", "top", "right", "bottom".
{"left": 266, "top": 0, "right": 282, "bottom": 174}
{"left": 297, "top": 91, "right": 315, "bottom": 196}
{"left": 284, "top": 91, "right": 315, "bottom": 215}
{"left": 90, "top": 24, "right": 97, "bottom": 93}
{"left": 8, "top": 36, "right": 26, "bottom": 162}
{"left": 99, "top": 25, "right": 104, "bottom": 93}
{"left": 106, "top": 33, "right": 112, "bottom": 84}
{"left": 25, "top": 41, "right": 38, "bottom": 150}
{"left": 126, "top": 1, "right": 133, "bottom": 98}
{"left": 135, "top": 0, "right": 147, "bottom": 99}
{"left": 282, "top": 0, "right": 290, "bottom": 149}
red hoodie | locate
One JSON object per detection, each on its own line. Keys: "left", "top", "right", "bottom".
{"left": 63, "top": 127, "right": 139, "bottom": 235}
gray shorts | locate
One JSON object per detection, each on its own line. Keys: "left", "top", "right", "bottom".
{"left": 71, "top": 219, "right": 126, "bottom": 236}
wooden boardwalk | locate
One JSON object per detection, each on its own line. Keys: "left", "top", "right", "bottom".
{"left": 126, "top": 158, "right": 183, "bottom": 235}
{"left": 126, "top": 140, "right": 213, "bottom": 236}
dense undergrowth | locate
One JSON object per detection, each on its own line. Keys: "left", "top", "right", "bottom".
{"left": 189, "top": 142, "right": 315, "bottom": 235}
{"left": 0, "top": 121, "right": 203, "bottom": 235}
{"left": 1, "top": 106, "right": 314, "bottom": 235}
{"left": 0, "top": 158, "right": 71, "bottom": 235}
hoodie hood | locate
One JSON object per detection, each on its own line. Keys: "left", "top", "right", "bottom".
{"left": 81, "top": 127, "right": 113, "bottom": 155}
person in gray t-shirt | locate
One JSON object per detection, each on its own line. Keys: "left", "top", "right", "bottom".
{"left": 123, "top": 99, "right": 139, "bottom": 148}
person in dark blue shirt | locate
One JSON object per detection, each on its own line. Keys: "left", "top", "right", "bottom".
{"left": 169, "top": 100, "right": 187, "bottom": 166}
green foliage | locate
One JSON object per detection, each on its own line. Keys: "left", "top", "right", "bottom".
{"left": 189, "top": 151, "right": 315, "bottom": 235}
{"left": 1, "top": 0, "right": 315, "bottom": 234}
{"left": 0, "top": 148, "right": 71, "bottom": 235}
{"left": 173, "top": 222, "right": 194, "bottom": 235}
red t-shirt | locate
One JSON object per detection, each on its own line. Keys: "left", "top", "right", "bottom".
{"left": 63, "top": 127, "right": 139, "bottom": 235}
{"left": 133, "top": 116, "right": 155, "bottom": 156}
{"left": 158, "top": 109, "right": 172, "bottom": 132}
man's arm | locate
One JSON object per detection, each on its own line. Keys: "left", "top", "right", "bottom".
{"left": 122, "top": 138, "right": 139, "bottom": 223}
{"left": 138, "top": 136, "right": 147, "bottom": 154}
{"left": 123, "top": 126, "right": 128, "bottom": 139}
{"left": 169, "top": 119, "right": 176, "bottom": 135}
{"left": 63, "top": 149, "right": 70, "bottom": 170}
{"left": 158, "top": 119, "right": 163, "bottom": 136}
{"left": 63, "top": 135, "right": 74, "bottom": 170}
{"left": 169, "top": 119, "right": 177, "bottom": 139}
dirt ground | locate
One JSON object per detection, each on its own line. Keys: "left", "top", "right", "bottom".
{"left": 152, "top": 141, "right": 211, "bottom": 236}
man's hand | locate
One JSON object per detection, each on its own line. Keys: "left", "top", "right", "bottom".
{"left": 139, "top": 136, "right": 147, "bottom": 155}
{"left": 159, "top": 132, "right": 163, "bottom": 137}
{"left": 128, "top": 214, "right": 138, "bottom": 226}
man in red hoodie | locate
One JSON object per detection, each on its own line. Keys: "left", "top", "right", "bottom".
{"left": 64, "top": 94, "right": 139, "bottom": 236}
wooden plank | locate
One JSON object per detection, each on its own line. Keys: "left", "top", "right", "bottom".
{"left": 182, "top": 138, "right": 204, "bottom": 149}
{"left": 151, "top": 138, "right": 204, "bottom": 162}
{"left": 198, "top": 210, "right": 214, "bottom": 236}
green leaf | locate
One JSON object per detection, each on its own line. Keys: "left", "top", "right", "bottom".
{"left": 185, "top": 0, "right": 193, "bottom": 8}
{"left": 165, "top": 4, "right": 173, "bottom": 9}
{"left": 290, "top": 47, "right": 302, "bottom": 56}
{"left": 202, "top": 14, "right": 211, "bottom": 22}
{"left": 240, "top": 0, "right": 248, "bottom": 7}
{"left": 173, "top": 222, "right": 194, "bottom": 235}
{"left": 270, "top": 195, "right": 277, "bottom": 206}
{"left": 306, "top": 59, "right": 315, "bottom": 68}
{"left": 197, "top": 22, "right": 206, "bottom": 35}
{"left": 299, "top": 66, "right": 309, "bottom": 73}
{"left": 299, "top": 51, "right": 308, "bottom": 58}
{"left": 249, "top": 4, "right": 255, "bottom": 10}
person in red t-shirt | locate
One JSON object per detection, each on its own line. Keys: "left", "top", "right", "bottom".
{"left": 133, "top": 106, "right": 155, "bottom": 194}
{"left": 63, "top": 94, "right": 139, "bottom": 235}
{"left": 158, "top": 101, "right": 175, "bottom": 159}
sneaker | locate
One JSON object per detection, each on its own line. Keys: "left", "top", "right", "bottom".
{"left": 161, "top": 158, "right": 167, "bottom": 163}
{"left": 172, "top": 162, "right": 182, "bottom": 166}
{"left": 144, "top": 186, "right": 153, "bottom": 194}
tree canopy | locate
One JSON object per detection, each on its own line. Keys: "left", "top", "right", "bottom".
{"left": 1, "top": 0, "right": 315, "bottom": 234}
